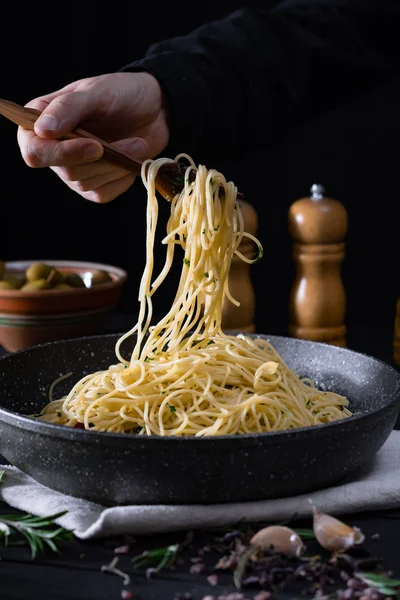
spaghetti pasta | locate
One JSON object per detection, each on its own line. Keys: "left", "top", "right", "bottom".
{"left": 37, "top": 154, "right": 352, "bottom": 436}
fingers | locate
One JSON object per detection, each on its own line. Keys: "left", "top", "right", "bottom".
{"left": 15, "top": 81, "right": 152, "bottom": 204}
{"left": 18, "top": 128, "right": 103, "bottom": 168}
{"left": 43, "top": 135, "right": 150, "bottom": 203}
{"left": 18, "top": 83, "right": 108, "bottom": 162}
{"left": 51, "top": 136, "right": 150, "bottom": 202}
{"left": 53, "top": 159, "right": 124, "bottom": 182}
{"left": 112, "top": 137, "right": 150, "bottom": 162}
{"left": 128, "top": 112, "right": 170, "bottom": 158}
{"left": 49, "top": 136, "right": 149, "bottom": 179}
{"left": 18, "top": 125, "right": 150, "bottom": 170}
{"left": 17, "top": 130, "right": 150, "bottom": 202}
{"left": 27, "top": 89, "right": 104, "bottom": 140}
{"left": 52, "top": 161, "right": 129, "bottom": 192}
{"left": 59, "top": 171, "right": 137, "bottom": 204}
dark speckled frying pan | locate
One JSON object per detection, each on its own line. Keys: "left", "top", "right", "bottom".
{"left": 0, "top": 333, "right": 399, "bottom": 507}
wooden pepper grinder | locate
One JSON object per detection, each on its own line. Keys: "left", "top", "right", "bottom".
{"left": 222, "top": 199, "right": 257, "bottom": 333}
{"left": 288, "top": 184, "right": 348, "bottom": 347}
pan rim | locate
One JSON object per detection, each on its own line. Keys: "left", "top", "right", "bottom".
{"left": 0, "top": 332, "right": 399, "bottom": 444}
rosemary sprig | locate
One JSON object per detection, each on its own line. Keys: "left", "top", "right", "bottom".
{"left": 0, "top": 510, "right": 74, "bottom": 559}
{"left": 0, "top": 470, "right": 74, "bottom": 559}
{"left": 355, "top": 571, "right": 400, "bottom": 596}
{"left": 131, "top": 544, "right": 179, "bottom": 578}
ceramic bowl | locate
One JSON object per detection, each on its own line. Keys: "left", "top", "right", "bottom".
{"left": 0, "top": 260, "right": 127, "bottom": 352}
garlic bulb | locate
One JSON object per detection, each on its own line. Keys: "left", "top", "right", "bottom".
{"left": 312, "top": 506, "right": 365, "bottom": 552}
{"left": 250, "top": 525, "right": 305, "bottom": 557}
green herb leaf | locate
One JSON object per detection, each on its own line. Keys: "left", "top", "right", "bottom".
{"left": 356, "top": 571, "right": 400, "bottom": 589}
{"left": 293, "top": 528, "right": 316, "bottom": 539}
{"left": 0, "top": 510, "right": 74, "bottom": 560}
{"left": 167, "top": 404, "right": 176, "bottom": 414}
{"left": 171, "top": 176, "right": 184, "bottom": 187}
{"left": 376, "top": 587, "right": 399, "bottom": 596}
{"left": 132, "top": 544, "right": 179, "bottom": 576}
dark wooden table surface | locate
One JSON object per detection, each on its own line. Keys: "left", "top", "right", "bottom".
{"left": 1, "top": 317, "right": 400, "bottom": 600}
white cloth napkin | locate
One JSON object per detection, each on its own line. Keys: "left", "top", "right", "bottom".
{"left": 1, "top": 430, "right": 400, "bottom": 540}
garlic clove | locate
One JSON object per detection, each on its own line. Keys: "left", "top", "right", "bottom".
{"left": 250, "top": 525, "right": 305, "bottom": 557}
{"left": 311, "top": 506, "right": 365, "bottom": 552}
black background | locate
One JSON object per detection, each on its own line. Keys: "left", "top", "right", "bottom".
{"left": 1, "top": 1, "right": 399, "bottom": 337}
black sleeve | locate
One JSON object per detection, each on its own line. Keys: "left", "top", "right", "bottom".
{"left": 120, "top": 0, "right": 400, "bottom": 159}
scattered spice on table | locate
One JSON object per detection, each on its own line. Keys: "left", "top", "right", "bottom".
{"left": 128, "top": 510, "right": 400, "bottom": 600}
{"left": 101, "top": 556, "right": 131, "bottom": 585}
{"left": 1, "top": 485, "right": 399, "bottom": 600}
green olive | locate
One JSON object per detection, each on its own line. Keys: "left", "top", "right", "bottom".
{"left": 47, "top": 268, "right": 65, "bottom": 286}
{"left": 0, "top": 280, "right": 15, "bottom": 290}
{"left": 54, "top": 283, "right": 73, "bottom": 289}
{"left": 3, "top": 277, "right": 25, "bottom": 289}
{"left": 65, "top": 272, "right": 86, "bottom": 288}
{"left": 0, "top": 261, "right": 5, "bottom": 279}
{"left": 21, "top": 279, "right": 51, "bottom": 291}
{"left": 91, "top": 269, "right": 112, "bottom": 286}
{"left": 26, "top": 262, "right": 52, "bottom": 282}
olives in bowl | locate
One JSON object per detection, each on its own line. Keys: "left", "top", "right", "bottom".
{"left": 0, "top": 260, "right": 127, "bottom": 352}
{"left": 0, "top": 260, "right": 114, "bottom": 291}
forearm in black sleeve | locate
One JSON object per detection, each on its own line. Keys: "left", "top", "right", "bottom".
{"left": 120, "top": 0, "right": 400, "bottom": 158}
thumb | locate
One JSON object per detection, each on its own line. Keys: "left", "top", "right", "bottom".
{"left": 33, "top": 92, "right": 101, "bottom": 138}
